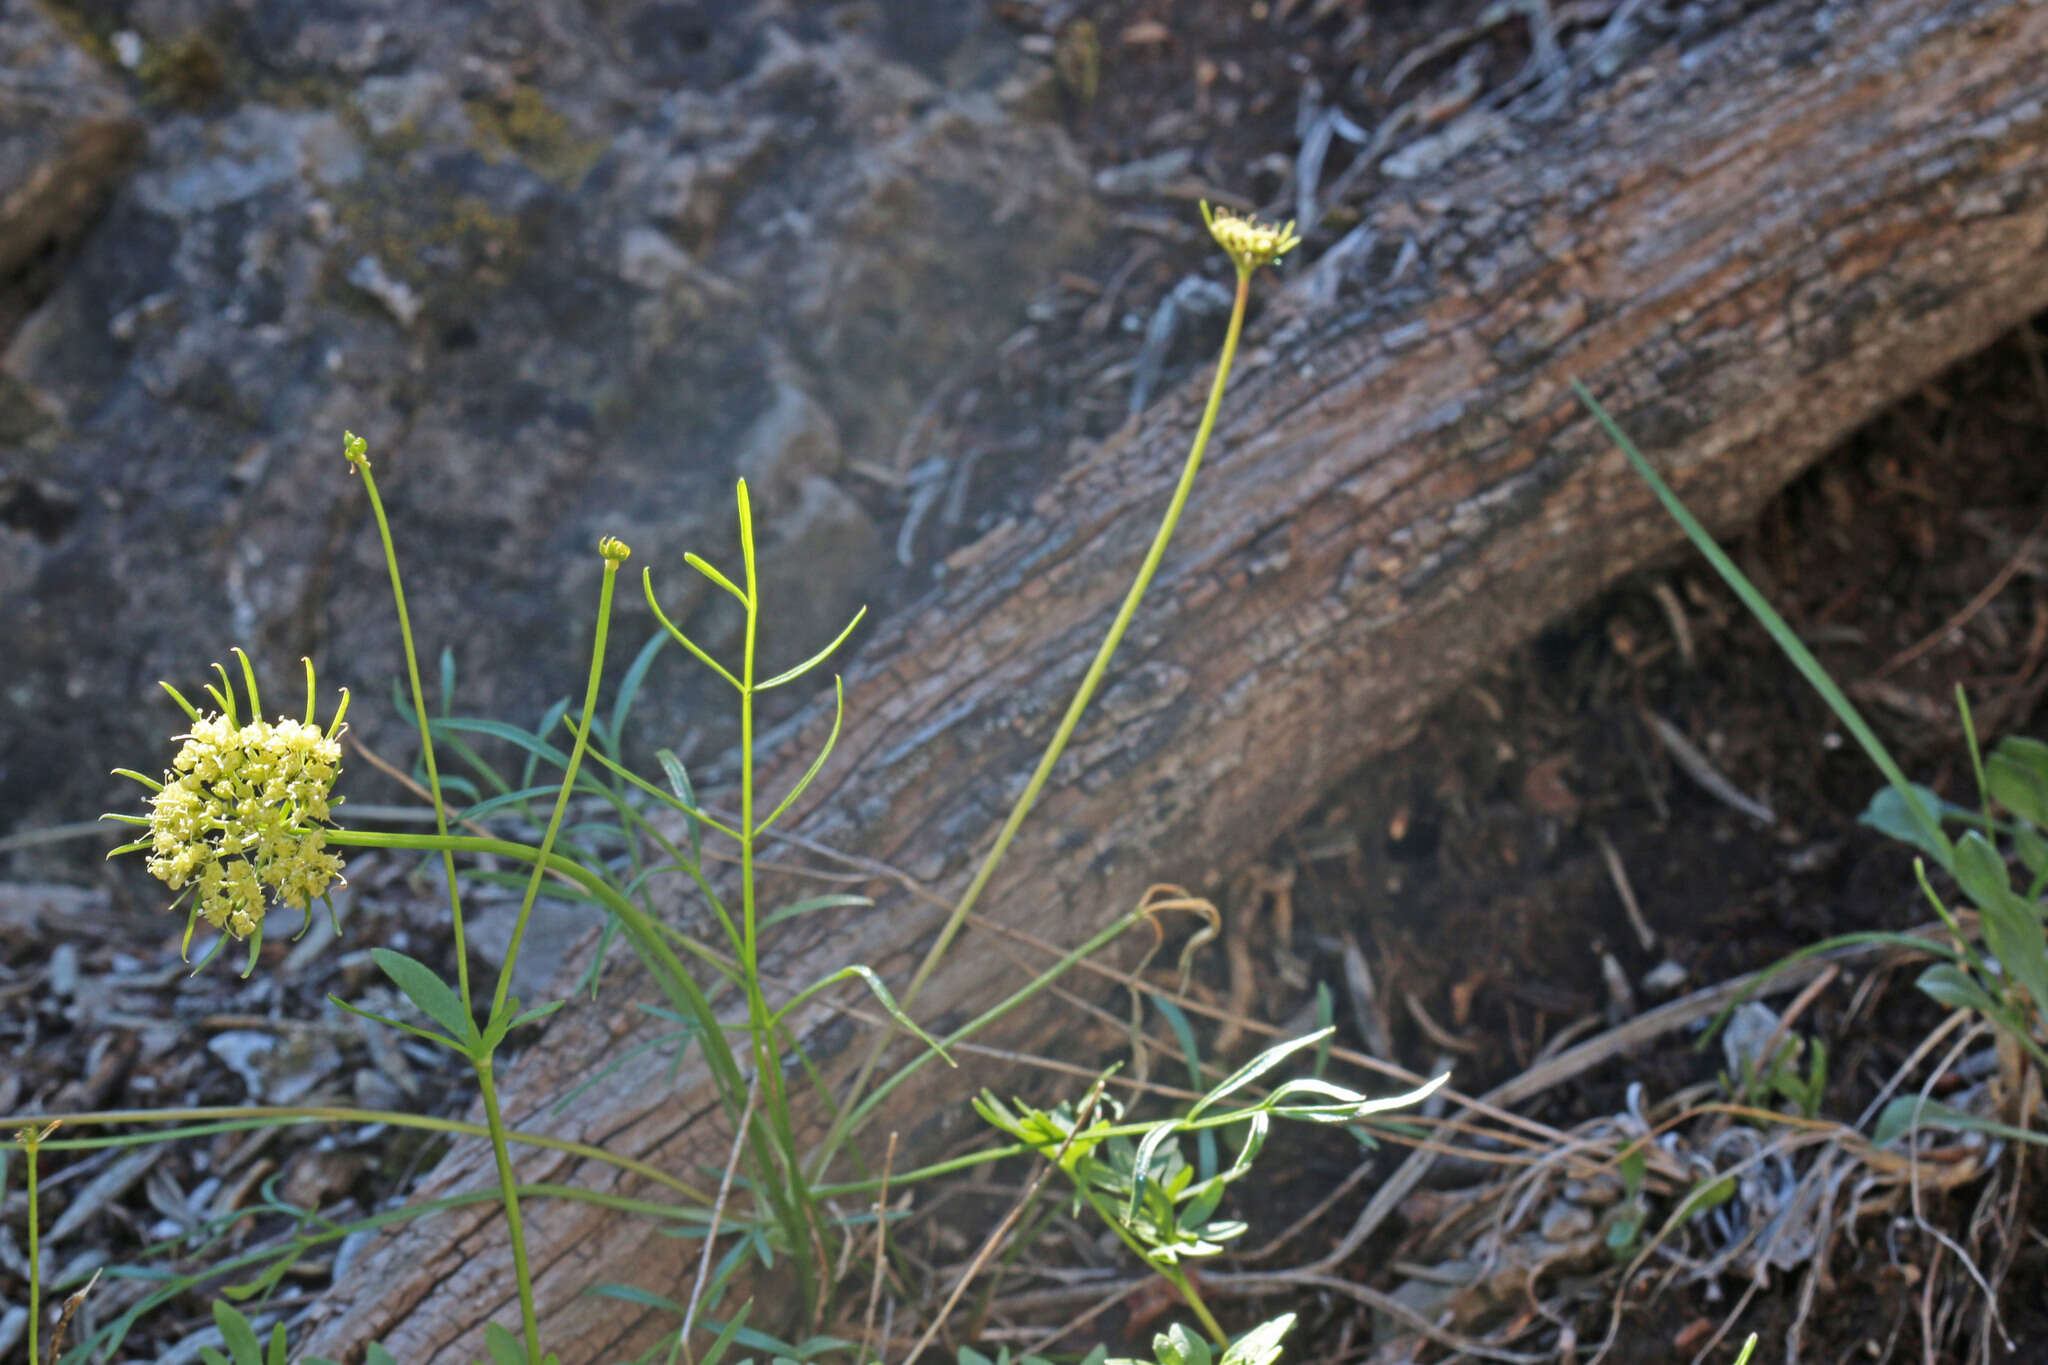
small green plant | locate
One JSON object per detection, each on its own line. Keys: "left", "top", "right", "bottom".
{"left": 978, "top": 1029, "right": 1442, "bottom": 1346}
{"left": 1108, "top": 1315, "right": 1295, "bottom": 1365}
{"left": 1722, "top": 1027, "right": 1829, "bottom": 1120}
{"left": 1582, "top": 383, "right": 2048, "bottom": 1132}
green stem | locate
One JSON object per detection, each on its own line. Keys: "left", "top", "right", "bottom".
{"left": 351, "top": 448, "right": 474, "bottom": 1010}
{"left": 490, "top": 553, "right": 621, "bottom": 1024}
{"left": 824, "top": 271, "right": 1254, "bottom": 1166}
{"left": 26, "top": 1125, "right": 42, "bottom": 1365}
{"left": 1074, "top": 1182, "right": 1227, "bottom": 1346}
{"left": 475, "top": 1059, "right": 544, "bottom": 1364}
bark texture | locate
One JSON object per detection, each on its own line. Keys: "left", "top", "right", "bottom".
{"left": 306, "top": 0, "right": 2048, "bottom": 1358}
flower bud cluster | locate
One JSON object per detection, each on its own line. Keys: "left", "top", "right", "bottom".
{"left": 145, "top": 713, "right": 346, "bottom": 939}
{"left": 1202, "top": 203, "right": 1302, "bottom": 276}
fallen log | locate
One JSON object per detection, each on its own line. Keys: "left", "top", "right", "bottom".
{"left": 305, "top": 0, "right": 2048, "bottom": 1358}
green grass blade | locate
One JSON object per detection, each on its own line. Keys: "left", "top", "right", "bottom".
{"left": 1575, "top": 380, "right": 1951, "bottom": 869}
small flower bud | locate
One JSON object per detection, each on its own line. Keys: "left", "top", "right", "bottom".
{"left": 599, "top": 536, "right": 631, "bottom": 563}
{"left": 343, "top": 430, "right": 369, "bottom": 470}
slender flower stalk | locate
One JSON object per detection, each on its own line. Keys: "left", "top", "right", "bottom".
{"left": 19, "top": 1122, "right": 55, "bottom": 1365}
{"left": 344, "top": 433, "right": 478, "bottom": 1009}
{"left": 819, "top": 202, "right": 1299, "bottom": 1174}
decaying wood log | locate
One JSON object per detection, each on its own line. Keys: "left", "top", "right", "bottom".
{"left": 305, "top": 0, "right": 2048, "bottom": 1358}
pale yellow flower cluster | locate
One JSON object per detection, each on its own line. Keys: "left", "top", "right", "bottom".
{"left": 145, "top": 713, "right": 346, "bottom": 939}
{"left": 1202, "top": 203, "right": 1303, "bottom": 276}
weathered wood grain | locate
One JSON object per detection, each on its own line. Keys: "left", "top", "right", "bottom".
{"left": 305, "top": 0, "right": 2048, "bottom": 1358}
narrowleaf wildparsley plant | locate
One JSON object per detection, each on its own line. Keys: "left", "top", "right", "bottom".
{"left": 0, "top": 203, "right": 1437, "bottom": 1365}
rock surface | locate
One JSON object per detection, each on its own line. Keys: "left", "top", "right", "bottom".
{"left": 0, "top": 0, "right": 1095, "bottom": 874}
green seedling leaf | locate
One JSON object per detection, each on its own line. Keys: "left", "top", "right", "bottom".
{"left": 1873, "top": 1096, "right": 2048, "bottom": 1148}
{"left": 2014, "top": 821, "right": 2048, "bottom": 884}
{"left": 1952, "top": 831, "right": 2048, "bottom": 1016}
{"left": 1156, "top": 1322, "right": 1210, "bottom": 1365}
{"left": 267, "top": 1323, "right": 288, "bottom": 1365}
{"left": 1221, "top": 1314, "right": 1295, "bottom": 1365}
{"left": 1859, "top": 784, "right": 1968, "bottom": 862}
{"left": 1673, "top": 1172, "right": 1737, "bottom": 1222}
{"left": 371, "top": 948, "right": 477, "bottom": 1048}
{"left": 484, "top": 1322, "right": 525, "bottom": 1365}
{"left": 212, "top": 1299, "right": 261, "bottom": 1364}
{"left": 1915, "top": 962, "right": 2004, "bottom": 1016}
{"left": 1734, "top": 1335, "right": 1758, "bottom": 1365}
{"left": 1987, "top": 736, "right": 2048, "bottom": 827}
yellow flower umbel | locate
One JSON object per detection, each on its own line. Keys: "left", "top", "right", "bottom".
{"left": 108, "top": 650, "right": 350, "bottom": 972}
{"left": 1201, "top": 202, "right": 1302, "bottom": 278}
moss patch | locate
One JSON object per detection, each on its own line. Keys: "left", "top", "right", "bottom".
{"left": 463, "top": 84, "right": 606, "bottom": 189}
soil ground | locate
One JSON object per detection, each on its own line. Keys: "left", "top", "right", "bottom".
{"left": 5, "top": 2, "right": 2046, "bottom": 1362}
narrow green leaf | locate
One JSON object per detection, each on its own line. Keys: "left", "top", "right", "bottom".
{"left": 657, "top": 748, "right": 704, "bottom": 867}
{"left": 756, "top": 676, "right": 845, "bottom": 833}
{"left": 643, "top": 569, "right": 741, "bottom": 691}
{"left": 1579, "top": 380, "right": 1951, "bottom": 869}
{"left": 758, "top": 607, "right": 867, "bottom": 690}
{"left": 684, "top": 551, "right": 748, "bottom": 606}
{"left": 1873, "top": 1095, "right": 2048, "bottom": 1148}
{"left": 759, "top": 893, "right": 874, "bottom": 929}
{"left": 438, "top": 646, "right": 458, "bottom": 717}
{"left": 212, "top": 1299, "right": 261, "bottom": 1365}
{"left": 608, "top": 629, "right": 669, "bottom": 748}
{"left": 697, "top": 1299, "right": 754, "bottom": 1365}
{"left": 327, "top": 993, "right": 467, "bottom": 1051}
{"left": 428, "top": 716, "right": 573, "bottom": 768}
{"left": 774, "top": 965, "right": 953, "bottom": 1066}
{"left": 370, "top": 949, "right": 476, "bottom": 1047}
{"left": 1188, "top": 1028, "right": 1333, "bottom": 1121}
{"left": 1151, "top": 996, "right": 1217, "bottom": 1178}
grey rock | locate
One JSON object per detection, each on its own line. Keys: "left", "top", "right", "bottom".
{"left": 0, "top": 2, "right": 144, "bottom": 280}
{"left": 0, "top": 1, "right": 1098, "bottom": 886}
